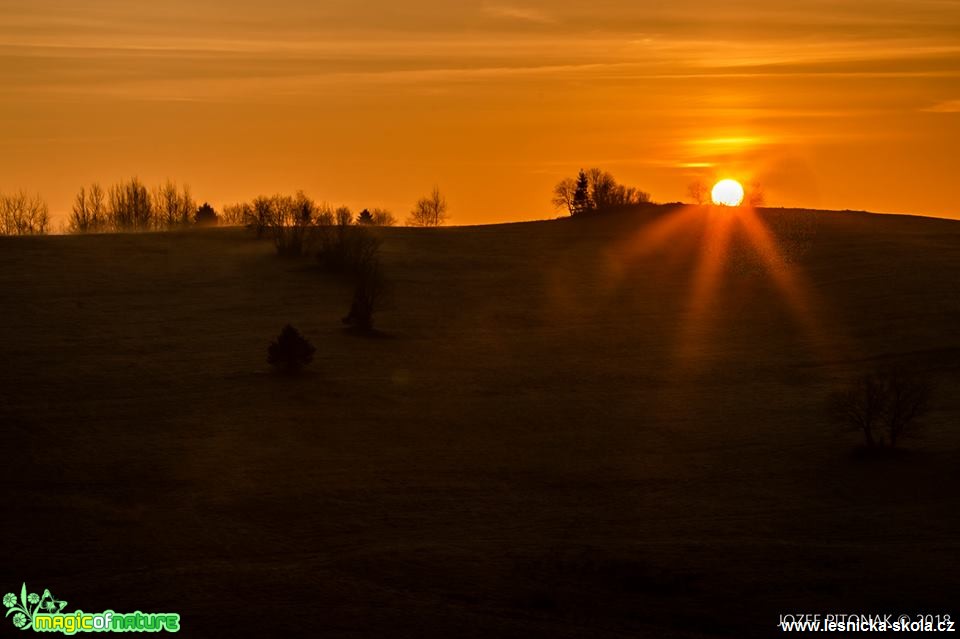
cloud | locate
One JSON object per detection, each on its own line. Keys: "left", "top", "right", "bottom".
{"left": 922, "top": 99, "right": 960, "bottom": 112}
{"left": 481, "top": 4, "right": 554, "bottom": 24}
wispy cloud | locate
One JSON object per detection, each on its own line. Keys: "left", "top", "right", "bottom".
{"left": 922, "top": 99, "right": 960, "bottom": 112}
{"left": 481, "top": 4, "right": 555, "bottom": 24}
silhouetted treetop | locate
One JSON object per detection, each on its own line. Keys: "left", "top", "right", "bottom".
{"left": 553, "top": 168, "right": 651, "bottom": 216}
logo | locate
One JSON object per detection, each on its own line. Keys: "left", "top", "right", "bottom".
{"left": 4, "top": 584, "right": 180, "bottom": 634}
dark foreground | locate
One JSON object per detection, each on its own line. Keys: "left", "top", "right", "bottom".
{"left": 2, "top": 207, "right": 959, "bottom": 637}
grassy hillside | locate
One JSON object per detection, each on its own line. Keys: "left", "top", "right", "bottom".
{"left": 2, "top": 207, "right": 959, "bottom": 637}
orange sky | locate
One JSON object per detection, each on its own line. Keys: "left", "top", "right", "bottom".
{"left": 2, "top": 0, "right": 959, "bottom": 225}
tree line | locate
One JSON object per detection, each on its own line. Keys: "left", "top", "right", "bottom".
{"left": 0, "top": 178, "right": 452, "bottom": 237}
{"left": 68, "top": 179, "right": 210, "bottom": 233}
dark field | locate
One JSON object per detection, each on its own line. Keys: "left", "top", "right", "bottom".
{"left": 2, "top": 207, "right": 959, "bottom": 637}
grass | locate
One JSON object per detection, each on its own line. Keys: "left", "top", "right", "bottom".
{"left": 1, "top": 206, "right": 959, "bottom": 637}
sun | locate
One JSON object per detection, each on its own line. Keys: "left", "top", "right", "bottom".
{"left": 711, "top": 179, "right": 745, "bottom": 206}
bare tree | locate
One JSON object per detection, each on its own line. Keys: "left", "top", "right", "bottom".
{"left": 221, "top": 202, "right": 253, "bottom": 226}
{"left": 586, "top": 167, "right": 650, "bottom": 209}
{"left": 407, "top": 187, "right": 448, "bottom": 227}
{"left": 153, "top": 180, "right": 194, "bottom": 229}
{"left": 371, "top": 208, "right": 396, "bottom": 226}
{"left": 829, "top": 366, "right": 932, "bottom": 449}
{"left": 335, "top": 206, "right": 353, "bottom": 227}
{"left": 829, "top": 372, "right": 888, "bottom": 449}
{"left": 69, "top": 184, "right": 107, "bottom": 233}
{"left": 587, "top": 168, "right": 617, "bottom": 210}
{"left": 108, "top": 178, "right": 153, "bottom": 231}
{"left": 249, "top": 196, "right": 274, "bottom": 238}
{"left": 617, "top": 185, "right": 651, "bottom": 206}
{"left": 270, "top": 192, "right": 316, "bottom": 256}
{"left": 688, "top": 180, "right": 709, "bottom": 205}
{"left": 0, "top": 191, "right": 49, "bottom": 235}
{"left": 552, "top": 177, "right": 578, "bottom": 215}
{"left": 314, "top": 203, "right": 335, "bottom": 227}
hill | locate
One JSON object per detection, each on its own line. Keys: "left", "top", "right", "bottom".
{"left": 1, "top": 206, "right": 959, "bottom": 637}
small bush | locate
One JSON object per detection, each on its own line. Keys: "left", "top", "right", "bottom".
{"left": 317, "top": 223, "right": 381, "bottom": 274}
{"left": 267, "top": 324, "right": 315, "bottom": 374}
{"left": 828, "top": 366, "right": 932, "bottom": 449}
{"left": 194, "top": 202, "right": 219, "bottom": 226}
{"left": 342, "top": 258, "right": 389, "bottom": 332}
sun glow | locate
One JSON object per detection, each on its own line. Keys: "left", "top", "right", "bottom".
{"left": 711, "top": 179, "right": 745, "bottom": 206}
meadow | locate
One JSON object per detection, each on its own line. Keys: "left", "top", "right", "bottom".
{"left": 2, "top": 206, "right": 959, "bottom": 637}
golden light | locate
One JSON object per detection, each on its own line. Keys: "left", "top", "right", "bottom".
{"left": 711, "top": 179, "right": 745, "bottom": 206}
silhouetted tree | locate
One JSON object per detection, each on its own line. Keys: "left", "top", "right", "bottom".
{"left": 557, "top": 168, "right": 650, "bottom": 216}
{"left": 335, "top": 206, "right": 353, "bottom": 227}
{"left": 587, "top": 167, "right": 650, "bottom": 209}
{"left": 587, "top": 168, "right": 617, "bottom": 210}
{"left": 373, "top": 208, "right": 396, "bottom": 226}
{"left": 357, "top": 209, "right": 374, "bottom": 225}
{"left": 747, "top": 182, "right": 765, "bottom": 207}
{"left": 688, "top": 180, "right": 709, "bottom": 205}
{"left": 267, "top": 324, "right": 315, "bottom": 374}
{"left": 0, "top": 191, "right": 49, "bottom": 235}
{"left": 221, "top": 202, "right": 253, "bottom": 226}
{"left": 552, "top": 177, "right": 578, "bottom": 215}
{"left": 108, "top": 178, "right": 152, "bottom": 231}
{"left": 249, "top": 196, "right": 273, "bottom": 238}
{"left": 318, "top": 213, "right": 381, "bottom": 273}
{"left": 270, "top": 192, "right": 317, "bottom": 256}
{"left": 343, "top": 257, "right": 389, "bottom": 332}
{"left": 572, "top": 170, "right": 591, "bottom": 215}
{"left": 69, "top": 184, "right": 107, "bottom": 233}
{"left": 153, "top": 180, "right": 194, "bottom": 229}
{"left": 829, "top": 371, "right": 887, "bottom": 449}
{"left": 194, "top": 202, "right": 219, "bottom": 226}
{"left": 314, "top": 203, "right": 335, "bottom": 227}
{"left": 407, "top": 187, "right": 448, "bottom": 226}
{"left": 829, "top": 366, "right": 932, "bottom": 449}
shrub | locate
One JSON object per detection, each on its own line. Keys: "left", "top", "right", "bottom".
{"left": 267, "top": 325, "right": 315, "bottom": 374}
{"left": 828, "top": 366, "right": 932, "bottom": 449}
{"left": 194, "top": 202, "right": 219, "bottom": 226}
{"left": 317, "top": 218, "right": 381, "bottom": 274}
{"left": 342, "top": 258, "right": 389, "bottom": 332}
